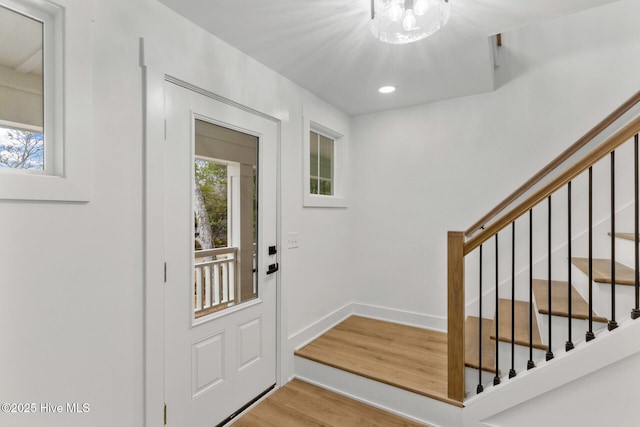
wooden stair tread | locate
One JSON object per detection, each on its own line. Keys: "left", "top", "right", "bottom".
{"left": 572, "top": 257, "right": 637, "bottom": 286}
{"left": 532, "top": 279, "right": 607, "bottom": 323}
{"left": 294, "top": 316, "right": 462, "bottom": 407}
{"left": 490, "top": 299, "right": 547, "bottom": 350}
{"left": 464, "top": 316, "right": 497, "bottom": 374}
{"left": 234, "top": 379, "right": 427, "bottom": 427}
{"left": 610, "top": 232, "right": 636, "bottom": 242}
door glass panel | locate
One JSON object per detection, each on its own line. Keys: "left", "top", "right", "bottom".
{"left": 193, "top": 119, "right": 258, "bottom": 319}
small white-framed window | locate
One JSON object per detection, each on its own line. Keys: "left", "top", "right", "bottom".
{"left": 303, "top": 120, "right": 347, "bottom": 208}
{"left": 0, "top": 0, "right": 93, "bottom": 201}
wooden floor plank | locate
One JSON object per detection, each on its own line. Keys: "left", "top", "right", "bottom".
{"left": 234, "top": 379, "right": 427, "bottom": 427}
{"left": 465, "top": 316, "right": 497, "bottom": 374}
{"left": 294, "top": 316, "right": 462, "bottom": 407}
{"left": 572, "top": 257, "right": 636, "bottom": 286}
{"left": 490, "top": 299, "right": 547, "bottom": 350}
{"left": 532, "top": 279, "right": 607, "bottom": 323}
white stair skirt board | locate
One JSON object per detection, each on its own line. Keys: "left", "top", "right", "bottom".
{"left": 462, "top": 317, "right": 640, "bottom": 427}
{"left": 294, "top": 356, "right": 461, "bottom": 427}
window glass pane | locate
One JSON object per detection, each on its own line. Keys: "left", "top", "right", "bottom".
{"left": 309, "top": 131, "right": 318, "bottom": 177}
{"left": 319, "top": 179, "right": 332, "bottom": 196}
{"left": 319, "top": 135, "right": 333, "bottom": 181}
{"left": 194, "top": 159, "right": 228, "bottom": 250}
{"left": 310, "top": 178, "right": 318, "bottom": 195}
{"left": 0, "top": 127, "right": 43, "bottom": 169}
{"left": 194, "top": 120, "right": 259, "bottom": 318}
{"left": 0, "top": 6, "right": 44, "bottom": 171}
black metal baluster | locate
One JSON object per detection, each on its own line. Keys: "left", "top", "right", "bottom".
{"left": 528, "top": 209, "right": 535, "bottom": 370}
{"left": 546, "top": 196, "right": 554, "bottom": 361}
{"left": 566, "top": 181, "right": 574, "bottom": 351}
{"left": 509, "top": 221, "right": 516, "bottom": 379}
{"left": 494, "top": 233, "right": 501, "bottom": 386}
{"left": 478, "top": 244, "right": 484, "bottom": 394}
{"left": 609, "top": 151, "right": 618, "bottom": 331}
{"left": 633, "top": 134, "right": 640, "bottom": 320}
{"left": 586, "top": 166, "right": 596, "bottom": 342}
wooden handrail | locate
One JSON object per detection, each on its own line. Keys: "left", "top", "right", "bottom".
{"left": 464, "top": 114, "right": 640, "bottom": 255}
{"left": 465, "top": 90, "right": 640, "bottom": 237}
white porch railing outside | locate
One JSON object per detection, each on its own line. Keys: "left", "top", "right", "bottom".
{"left": 194, "top": 247, "right": 238, "bottom": 317}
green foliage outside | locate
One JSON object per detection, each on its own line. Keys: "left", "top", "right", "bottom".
{"left": 195, "top": 159, "right": 228, "bottom": 248}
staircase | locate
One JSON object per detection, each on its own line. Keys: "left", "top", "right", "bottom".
{"left": 291, "top": 233, "right": 640, "bottom": 426}
{"left": 464, "top": 239, "right": 634, "bottom": 396}
{"left": 288, "top": 92, "right": 640, "bottom": 427}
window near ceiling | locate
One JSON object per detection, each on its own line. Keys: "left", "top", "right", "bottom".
{"left": 0, "top": 0, "right": 93, "bottom": 201}
{"left": 303, "top": 120, "right": 347, "bottom": 208}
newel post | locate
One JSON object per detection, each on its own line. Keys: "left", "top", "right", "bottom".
{"left": 447, "top": 231, "right": 465, "bottom": 402}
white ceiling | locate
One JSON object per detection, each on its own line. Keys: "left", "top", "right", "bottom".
{"left": 158, "top": 0, "right": 616, "bottom": 116}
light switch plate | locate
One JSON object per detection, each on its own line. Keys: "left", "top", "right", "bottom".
{"left": 287, "top": 232, "right": 299, "bottom": 249}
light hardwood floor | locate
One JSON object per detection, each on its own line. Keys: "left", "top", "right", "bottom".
{"left": 233, "top": 379, "right": 426, "bottom": 426}
{"left": 294, "top": 316, "right": 461, "bottom": 407}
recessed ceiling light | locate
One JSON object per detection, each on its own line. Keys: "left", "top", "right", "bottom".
{"left": 379, "top": 86, "right": 396, "bottom": 94}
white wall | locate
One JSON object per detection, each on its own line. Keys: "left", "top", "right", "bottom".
{"left": 486, "top": 350, "right": 640, "bottom": 426}
{"left": 350, "top": 0, "right": 640, "bottom": 322}
{"left": 486, "top": 353, "right": 640, "bottom": 427}
{"left": 0, "top": 0, "right": 352, "bottom": 426}
{"left": 3, "top": 0, "right": 640, "bottom": 425}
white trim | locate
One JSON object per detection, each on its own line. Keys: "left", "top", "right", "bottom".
{"left": 352, "top": 302, "right": 448, "bottom": 332}
{"left": 141, "top": 48, "right": 166, "bottom": 427}
{"left": 0, "top": 119, "right": 43, "bottom": 133}
{"left": 0, "top": 0, "right": 93, "bottom": 202}
{"left": 288, "top": 303, "right": 354, "bottom": 351}
{"left": 463, "top": 317, "right": 640, "bottom": 426}
{"left": 302, "top": 116, "right": 348, "bottom": 208}
{"left": 288, "top": 302, "right": 447, "bottom": 354}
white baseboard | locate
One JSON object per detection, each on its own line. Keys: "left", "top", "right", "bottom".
{"left": 288, "top": 303, "right": 354, "bottom": 352}
{"left": 287, "top": 302, "right": 446, "bottom": 355}
{"left": 352, "top": 302, "right": 447, "bottom": 332}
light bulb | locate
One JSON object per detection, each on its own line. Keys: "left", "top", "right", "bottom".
{"left": 389, "top": 3, "right": 403, "bottom": 21}
{"left": 402, "top": 10, "right": 416, "bottom": 31}
{"left": 414, "top": 0, "right": 428, "bottom": 16}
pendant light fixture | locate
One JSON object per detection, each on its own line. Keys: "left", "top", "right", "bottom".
{"left": 371, "top": 0, "right": 450, "bottom": 44}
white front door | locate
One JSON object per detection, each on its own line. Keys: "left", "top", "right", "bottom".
{"left": 163, "top": 81, "right": 278, "bottom": 426}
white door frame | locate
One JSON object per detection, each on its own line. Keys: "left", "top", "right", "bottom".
{"left": 141, "top": 39, "right": 282, "bottom": 427}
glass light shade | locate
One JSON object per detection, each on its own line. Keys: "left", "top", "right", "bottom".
{"left": 402, "top": 10, "right": 417, "bottom": 31}
{"left": 371, "top": 0, "right": 450, "bottom": 45}
{"left": 388, "top": 3, "right": 403, "bottom": 21}
{"left": 414, "top": 0, "right": 428, "bottom": 16}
